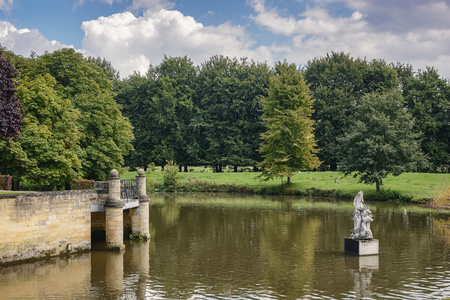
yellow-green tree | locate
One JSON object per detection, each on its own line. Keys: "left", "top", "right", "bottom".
{"left": 258, "top": 63, "right": 320, "bottom": 184}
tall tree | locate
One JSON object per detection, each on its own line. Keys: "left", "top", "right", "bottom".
{"left": 116, "top": 56, "right": 198, "bottom": 169}
{"left": 39, "top": 49, "right": 134, "bottom": 180}
{"left": 399, "top": 66, "right": 450, "bottom": 171}
{"left": 0, "top": 51, "right": 23, "bottom": 142}
{"left": 154, "top": 56, "right": 197, "bottom": 170}
{"left": 195, "top": 55, "right": 270, "bottom": 171}
{"left": 304, "top": 52, "right": 399, "bottom": 170}
{"left": 258, "top": 63, "right": 320, "bottom": 184}
{"left": 339, "top": 90, "right": 428, "bottom": 192}
{"left": 0, "top": 74, "right": 81, "bottom": 187}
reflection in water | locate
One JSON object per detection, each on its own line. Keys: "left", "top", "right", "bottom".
{"left": 345, "top": 255, "right": 379, "bottom": 299}
{"left": 0, "top": 194, "right": 449, "bottom": 299}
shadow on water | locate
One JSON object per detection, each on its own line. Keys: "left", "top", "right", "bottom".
{"left": 0, "top": 194, "right": 449, "bottom": 299}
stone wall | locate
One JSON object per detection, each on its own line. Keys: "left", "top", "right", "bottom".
{"left": 0, "top": 190, "right": 94, "bottom": 265}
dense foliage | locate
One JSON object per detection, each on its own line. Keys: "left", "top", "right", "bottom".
{"left": 0, "top": 48, "right": 134, "bottom": 188}
{"left": 1, "top": 45, "right": 448, "bottom": 191}
{"left": 0, "top": 51, "right": 23, "bottom": 141}
{"left": 116, "top": 55, "right": 271, "bottom": 172}
{"left": 304, "top": 52, "right": 400, "bottom": 170}
{"left": 339, "top": 90, "right": 428, "bottom": 191}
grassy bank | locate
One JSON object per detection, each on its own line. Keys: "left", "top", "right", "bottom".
{"left": 122, "top": 168, "right": 449, "bottom": 203}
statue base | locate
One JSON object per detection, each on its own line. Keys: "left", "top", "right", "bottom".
{"left": 345, "top": 238, "right": 379, "bottom": 256}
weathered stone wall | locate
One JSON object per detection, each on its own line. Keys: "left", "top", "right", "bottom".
{"left": 0, "top": 190, "right": 94, "bottom": 265}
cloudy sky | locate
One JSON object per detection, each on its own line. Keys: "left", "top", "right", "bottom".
{"left": 1, "top": 0, "right": 449, "bottom": 79}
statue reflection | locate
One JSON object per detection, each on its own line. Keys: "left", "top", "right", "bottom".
{"left": 345, "top": 255, "right": 379, "bottom": 299}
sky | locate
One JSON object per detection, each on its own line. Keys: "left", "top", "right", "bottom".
{"left": 0, "top": 0, "right": 450, "bottom": 79}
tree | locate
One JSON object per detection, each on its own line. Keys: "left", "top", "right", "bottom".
{"left": 0, "top": 74, "right": 81, "bottom": 187}
{"left": 195, "top": 55, "right": 270, "bottom": 171}
{"left": 339, "top": 90, "right": 428, "bottom": 192}
{"left": 258, "top": 63, "right": 320, "bottom": 184}
{"left": 399, "top": 66, "right": 450, "bottom": 171}
{"left": 116, "top": 56, "right": 198, "bottom": 169}
{"left": 0, "top": 51, "right": 23, "bottom": 142}
{"left": 304, "top": 52, "right": 399, "bottom": 170}
{"left": 39, "top": 49, "right": 134, "bottom": 180}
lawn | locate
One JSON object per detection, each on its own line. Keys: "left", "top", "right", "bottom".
{"left": 122, "top": 168, "right": 449, "bottom": 202}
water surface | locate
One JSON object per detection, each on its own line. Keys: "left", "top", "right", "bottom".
{"left": 1, "top": 194, "right": 449, "bottom": 299}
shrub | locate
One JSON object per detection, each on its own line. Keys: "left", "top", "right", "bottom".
{"left": 375, "top": 188, "right": 412, "bottom": 203}
{"left": 71, "top": 179, "right": 95, "bottom": 190}
{"left": 163, "top": 161, "right": 179, "bottom": 192}
{"left": 433, "top": 185, "right": 450, "bottom": 209}
{"left": 147, "top": 162, "right": 156, "bottom": 172}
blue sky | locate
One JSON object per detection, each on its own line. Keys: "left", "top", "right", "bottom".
{"left": 1, "top": 0, "right": 450, "bottom": 79}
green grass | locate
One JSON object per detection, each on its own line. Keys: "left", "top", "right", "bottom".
{"left": 0, "top": 191, "right": 25, "bottom": 194}
{"left": 122, "top": 168, "right": 449, "bottom": 202}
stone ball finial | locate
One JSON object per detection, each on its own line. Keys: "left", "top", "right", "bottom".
{"left": 110, "top": 169, "right": 119, "bottom": 178}
{"left": 137, "top": 168, "right": 145, "bottom": 176}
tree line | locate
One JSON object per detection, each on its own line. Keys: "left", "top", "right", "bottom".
{"left": 116, "top": 53, "right": 448, "bottom": 174}
{"left": 1, "top": 48, "right": 448, "bottom": 189}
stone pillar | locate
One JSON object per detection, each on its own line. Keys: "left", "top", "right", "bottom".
{"left": 131, "top": 169, "right": 150, "bottom": 239}
{"left": 105, "top": 169, "right": 125, "bottom": 251}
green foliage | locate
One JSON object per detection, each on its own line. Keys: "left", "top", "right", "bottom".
{"left": 129, "top": 232, "right": 146, "bottom": 241}
{"left": 375, "top": 188, "right": 412, "bottom": 202}
{"left": 147, "top": 162, "right": 156, "bottom": 172}
{"left": 39, "top": 49, "right": 134, "bottom": 181}
{"left": 398, "top": 66, "right": 450, "bottom": 171}
{"left": 0, "top": 49, "right": 133, "bottom": 187}
{"left": 195, "top": 56, "right": 271, "bottom": 171}
{"left": 304, "top": 52, "right": 400, "bottom": 170}
{"left": 339, "top": 90, "right": 428, "bottom": 192}
{"left": 0, "top": 73, "right": 82, "bottom": 186}
{"left": 258, "top": 62, "right": 320, "bottom": 183}
{"left": 163, "top": 160, "right": 179, "bottom": 192}
{"left": 116, "top": 56, "right": 196, "bottom": 169}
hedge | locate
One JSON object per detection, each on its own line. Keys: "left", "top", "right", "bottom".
{"left": 0, "top": 175, "right": 12, "bottom": 191}
{"left": 71, "top": 178, "right": 95, "bottom": 190}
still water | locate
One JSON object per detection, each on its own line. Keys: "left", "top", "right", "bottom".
{"left": 0, "top": 194, "right": 449, "bottom": 299}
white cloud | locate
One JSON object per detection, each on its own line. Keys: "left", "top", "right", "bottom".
{"left": 81, "top": 9, "right": 273, "bottom": 77}
{"left": 0, "top": 21, "right": 73, "bottom": 56}
{"left": 248, "top": 0, "right": 450, "bottom": 80}
{"left": 0, "top": 0, "right": 13, "bottom": 12}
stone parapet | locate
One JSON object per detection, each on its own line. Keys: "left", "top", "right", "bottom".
{"left": 0, "top": 190, "right": 93, "bottom": 265}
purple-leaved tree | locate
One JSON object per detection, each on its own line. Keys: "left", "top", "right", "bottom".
{"left": 0, "top": 51, "right": 23, "bottom": 142}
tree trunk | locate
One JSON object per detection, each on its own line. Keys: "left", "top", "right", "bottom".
{"left": 253, "top": 166, "right": 258, "bottom": 172}
{"left": 179, "top": 165, "right": 182, "bottom": 172}
{"left": 13, "top": 179, "right": 20, "bottom": 191}
{"left": 287, "top": 176, "right": 291, "bottom": 184}
{"left": 184, "top": 165, "right": 188, "bottom": 172}
{"left": 376, "top": 180, "right": 380, "bottom": 193}
{"left": 234, "top": 165, "right": 238, "bottom": 172}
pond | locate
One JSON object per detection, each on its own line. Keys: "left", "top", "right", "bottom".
{"left": 0, "top": 194, "right": 449, "bottom": 299}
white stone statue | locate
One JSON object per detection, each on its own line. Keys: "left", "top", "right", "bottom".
{"left": 350, "top": 190, "right": 374, "bottom": 240}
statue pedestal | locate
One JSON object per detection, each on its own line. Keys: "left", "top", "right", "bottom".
{"left": 345, "top": 238, "right": 379, "bottom": 256}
